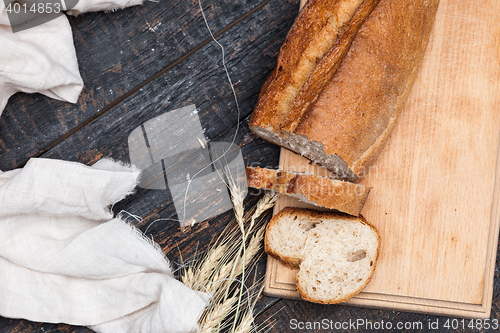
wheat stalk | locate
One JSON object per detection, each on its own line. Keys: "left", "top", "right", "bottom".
{"left": 233, "top": 311, "right": 254, "bottom": 333}
{"left": 179, "top": 181, "right": 278, "bottom": 333}
{"left": 233, "top": 277, "right": 266, "bottom": 333}
{"left": 225, "top": 174, "right": 254, "bottom": 332}
{"left": 181, "top": 266, "right": 196, "bottom": 288}
{"left": 190, "top": 244, "right": 227, "bottom": 290}
{"left": 233, "top": 227, "right": 265, "bottom": 278}
{"left": 228, "top": 189, "right": 276, "bottom": 294}
{"left": 250, "top": 192, "right": 278, "bottom": 229}
{"left": 199, "top": 295, "right": 238, "bottom": 333}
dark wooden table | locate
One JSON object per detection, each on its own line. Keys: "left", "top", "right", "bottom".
{"left": 1, "top": 0, "right": 499, "bottom": 332}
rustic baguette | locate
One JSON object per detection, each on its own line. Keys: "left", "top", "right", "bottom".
{"left": 265, "top": 207, "right": 380, "bottom": 304}
{"left": 249, "top": 0, "right": 440, "bottom": 182}
{"left": 246, "top": 166, "right": 370, "bottom": 216}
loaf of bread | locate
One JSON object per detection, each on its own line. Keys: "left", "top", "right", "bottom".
{"left": 250, "top": 0, "right": 440, "bottom": 182}
{"left": 246, "top": 166, "right": 370, "bottom": 216}
{"left": 265, "top": 207, "right": 380, "bottom": 304}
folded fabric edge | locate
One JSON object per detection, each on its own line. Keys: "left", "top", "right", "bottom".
{"left": 0, "top": 83, "right": 19, "bottom": 118}
{"left": 102, "top": 218, "right": 211, "bottom": 332}
{"left": 40, "top": 79, "right": 84, "bottom": 104}
{"left": 90, "top": 157, "right": 142, "bottom": 211}
{"left": 119, "top": 217, "right": 173, "bottom": 274}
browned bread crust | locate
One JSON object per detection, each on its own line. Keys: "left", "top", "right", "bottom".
{"left": 250, "top": 0, "right": 379, "bottom": 130}
{"left": 246, "top": 166, "right": 370, "bottom": 216}
{"left": 281, "top": 0, "right": 381, "bottom": 132}
{"left": 249, "top": 0, "right": 440, "bottom": 181}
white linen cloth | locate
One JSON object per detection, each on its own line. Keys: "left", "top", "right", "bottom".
{"left": 0, "top": 158, "right": 209, "bottom": 333}
{"left": 0, "top": 0, "right": 144, "bottom": 116}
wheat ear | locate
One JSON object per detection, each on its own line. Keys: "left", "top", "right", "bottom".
{"left": 199, "top": 295, "right": 238, "bottom": 333}
{"left": 180, "top": 190, "right": 277, "bottom": 333}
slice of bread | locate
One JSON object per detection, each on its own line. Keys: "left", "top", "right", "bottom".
{"left": 246, "top": 166, "right": 370, "bottom": 216}
{"left": 265, "top": 207, "right": 380, "bottom": 304}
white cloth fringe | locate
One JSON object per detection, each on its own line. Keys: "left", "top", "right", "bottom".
{"left": 0, "top": 158, "right": 209, "bottom": 333}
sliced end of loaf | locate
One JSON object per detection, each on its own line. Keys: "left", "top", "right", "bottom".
{"left": 249, "top": 125, "right": 357, "bottom": 182}
{"left": 265, "top": 207, "right": 380, "bottom": 304}
{"left": 246, "top": 166, "right": 370, "bottom": 216}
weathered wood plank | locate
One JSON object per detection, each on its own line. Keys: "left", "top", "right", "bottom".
{"left": 0, "top": 122, "right": 280, "bottom": 332}
{"left": 0, "top": 0, "right": 295, "bottom": 330}
{"left": 22, "top": 0, "right": 297, "bottom": 240}
{"left": 495, "top": 246, "right": 500, "bottom": 299}
{"left": 255, "top": 297, "right": 500, "bottom": 333}
{"left": 0, "top": 319, "right": 91, "bottom": 333}
{"left": 0, "top": 122, "right": 281, "bottom": 332}
{"left": 0, "top": 0, "right": 285, "bottom": 170}
{"left": 114, "top": 121, "right": 280, "bottom": 251}
{"left": 5, "top": 0, "right": 500, "bottom": 330}
{"left": 25, "top": 0, "right": 296, "bottom": 251}
{"left": 34, "top": 0, "right": 296, "bottom": 163}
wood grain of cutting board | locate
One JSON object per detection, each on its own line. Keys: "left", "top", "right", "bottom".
{"left": 264, "top": 0, "right": 500, "bottom": 318}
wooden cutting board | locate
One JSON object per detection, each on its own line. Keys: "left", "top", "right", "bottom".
{"left": 264, "top": 0, "right": 500, "bottom": 318}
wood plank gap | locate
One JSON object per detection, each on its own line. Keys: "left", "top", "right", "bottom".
{"left": 18, "top": 0, "right": 272, "bottom": 169}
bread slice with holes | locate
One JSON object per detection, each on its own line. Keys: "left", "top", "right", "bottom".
{"left": 265, "top": 207, "right": 380, "bottom": 304}
{"left": 246, "top": 166, "right": 370, "bottom": 216}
